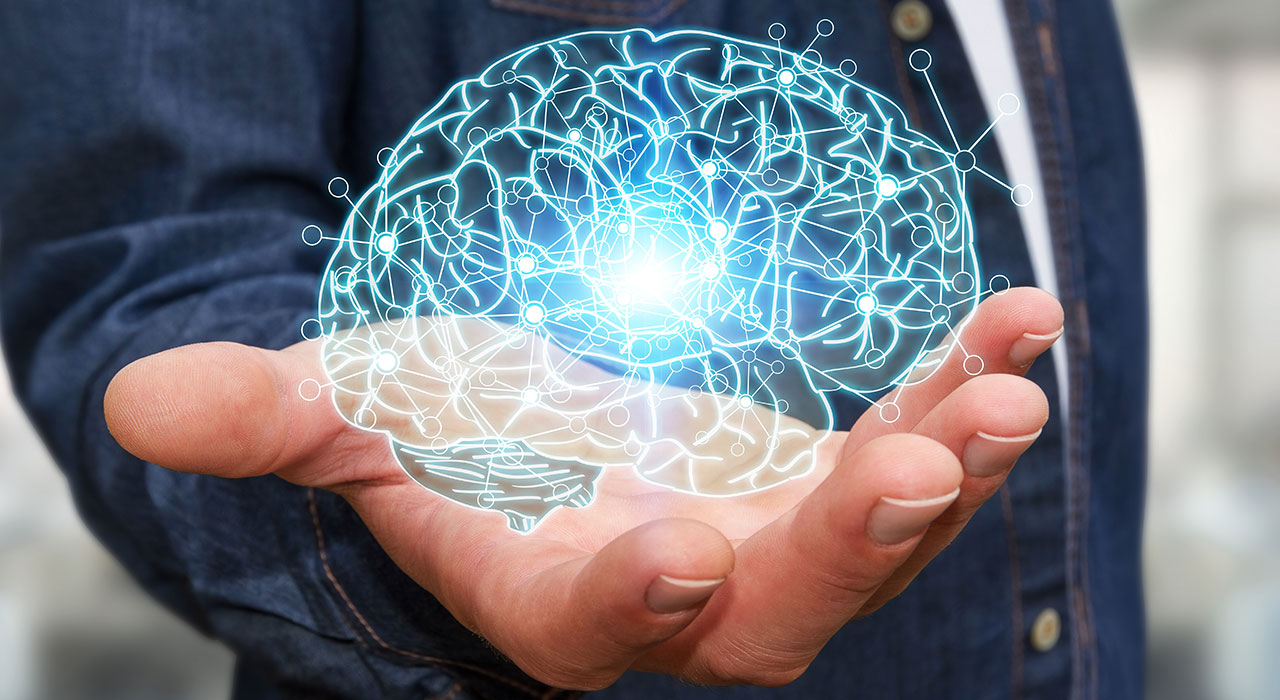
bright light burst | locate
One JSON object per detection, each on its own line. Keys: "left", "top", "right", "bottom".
{"left": 302, "top": 23, "right": 1029, "bottom": 532}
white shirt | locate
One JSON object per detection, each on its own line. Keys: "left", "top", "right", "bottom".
{"left": 946, "top": 0, "right": 1069, "bottom": 416}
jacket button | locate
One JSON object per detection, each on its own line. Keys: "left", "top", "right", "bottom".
{"left": 890, "top": 0, "right": 933, "bottom": 42}
{"left": 1030, "top": 607, "right": 1062, "bottom": 652}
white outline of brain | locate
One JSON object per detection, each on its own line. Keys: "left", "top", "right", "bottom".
{"left": 308, "top": 26, "right": 1012, "bottom": 532}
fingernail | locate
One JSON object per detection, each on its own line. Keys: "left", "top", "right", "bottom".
{"left": 1008, "top": 327, "right": 1063, "bottom": 368}
{"left": 645, "top": 575, "right": 725, "bottom": 614}
{"left": 868, "top": 489, "right": 960, "bottom": 545}
{"left": 962, "top": 429, "right": 1042, "bottom": 478}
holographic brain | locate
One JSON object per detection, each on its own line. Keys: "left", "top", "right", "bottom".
{"left": 306, "top": 25, "right": 1019, "bottom": 531}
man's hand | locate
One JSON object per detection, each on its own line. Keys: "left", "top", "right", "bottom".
{"left": 104, "top": 287, "right": 1062, "bottom": 690}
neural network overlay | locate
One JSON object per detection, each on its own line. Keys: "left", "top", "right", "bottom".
{"left": 301, "top": 23, "right": 1029, "bottom": 532}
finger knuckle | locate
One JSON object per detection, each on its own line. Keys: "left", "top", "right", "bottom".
{"left": 699, "top": 638, "right": 812, "bottom": 687}
{"left": 931, "top": 502, "right": 980, "bottom": 530}
{"left": 854, "top": 597, "right": 890, "bottom": 619}
{"left": 810, "top": 562, "right": 884, "bottom": 599}
{"left": 719, "top": 663, "right": 808, "bottom": 687}
{"left": 964, "top": 374, "right": 1049, "bottom": 420}
{"left": 520, "top": 653, "right": 620, "bottom": 691}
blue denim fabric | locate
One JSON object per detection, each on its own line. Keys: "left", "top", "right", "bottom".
{"left": 0, "top": 1, "right": 1145, "bottom": 698}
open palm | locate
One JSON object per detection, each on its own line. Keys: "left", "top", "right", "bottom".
{"left": 105, "top": 288, "right": 1062, "bottom": 690}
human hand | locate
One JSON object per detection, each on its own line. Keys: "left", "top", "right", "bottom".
{"left": 104, "top": 287, "right": 1062, "bottom": 689}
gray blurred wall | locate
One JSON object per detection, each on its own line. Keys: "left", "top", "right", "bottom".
{"left": 1116, "top": 1, "right": 1280, "bottom": 699}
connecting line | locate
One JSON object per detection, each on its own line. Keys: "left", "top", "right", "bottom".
{"left": 972, "top": 165, "right": 1014, "bottom": 192}
{"left": 918, "top": 68, "right": 960, "bottom": 152}
{"left": 968, "top": 111, "right": 1003, "bottom": 151}
{"left": 305, "top": 23, "right": 1018, "bottom": 532}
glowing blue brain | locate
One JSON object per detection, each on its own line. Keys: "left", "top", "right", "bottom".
{"left": 315, "top": 27, "right": 985, "bottom": 531}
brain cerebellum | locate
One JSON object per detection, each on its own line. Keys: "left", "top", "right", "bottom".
{"left": 318, "top": 28, "right": 980, "bottom": 531}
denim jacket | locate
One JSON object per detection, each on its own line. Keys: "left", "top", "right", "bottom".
{"left": 0, "top": 1, "right": 1145, "bottom": 698}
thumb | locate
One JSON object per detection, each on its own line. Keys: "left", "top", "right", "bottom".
{"left": 103, "top": 341, "right": 371, "bottom": 485}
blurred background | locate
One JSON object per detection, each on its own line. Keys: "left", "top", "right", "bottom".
{"left": 0, "top": 1, "right": 1277, "bottom": 698}
{"left": 1123, "top": 1, "right": 1280, "bottom": 699}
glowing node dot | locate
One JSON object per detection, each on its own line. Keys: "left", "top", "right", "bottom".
{"left": 931, "top": 304, "right": 951, "bottom": 323}
{"left": 374, "top": 351, "right": 398, "bottom": 374}
{"left": 523, "top": 302, "right": 546, "bottom": 325}
{"left": 880, "top": 402, "right": 902, "bottom": 423}
{"left": 300, "top": 318, "right": 323, "bottom": 340}
{"left": 999, "top": 92, "right": 1021, "bottom": 116}
{"left": 963, "top": 355, "right": 985, "bottom": 375}
{"left": 1011, "top": 185, "right": 1034, "bottom": 207}
{"left": 909, "top": 49, "right": 932, "bottom": 72}
{"left": 876, "top": 175, "right": 900, "bottom": 198}
{"left": 354, "top": 408, "right": 376, "bottom": 429}
{"left": 297, "top": 378, "right": 322, "bottom": 402}
{"left": 316, "top": 26, "right": 1002, "bottom": 533}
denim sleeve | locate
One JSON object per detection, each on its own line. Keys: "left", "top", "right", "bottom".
{"left": 0, "top": 3, "right": 553, "bottom": 698}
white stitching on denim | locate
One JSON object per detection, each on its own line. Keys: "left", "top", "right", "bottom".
{"left": 1002, "top": 1, "right": 1100, "bottom": 697}
{"left": 999, "top": 485, "right": 1026, "bottom": 700}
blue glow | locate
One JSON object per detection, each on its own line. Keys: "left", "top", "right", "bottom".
{"left": 303, "top": 24, "right": 1026, "bottom": 532}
